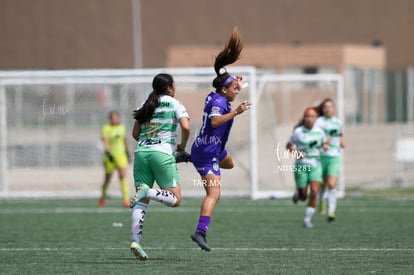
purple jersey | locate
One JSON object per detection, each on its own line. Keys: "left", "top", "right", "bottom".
{"left": 191, "top": 92, "right": 234, "bottom": 163}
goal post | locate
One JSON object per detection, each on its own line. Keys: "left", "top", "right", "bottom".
{"left": 0, "top": 67, "right": 258, "bottom": 198}
{"left": 0, "top": 68, "right": 344, "bottom": 199}
{"left": 250, "top": 73, "right": 345, "bottom": 199}
{"left": 0, "top": 85, "right": 7, "bottom": 192}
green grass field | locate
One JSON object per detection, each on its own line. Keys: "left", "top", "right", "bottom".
{"left": 1, "top": 192, "right": 414, "bottom": 274}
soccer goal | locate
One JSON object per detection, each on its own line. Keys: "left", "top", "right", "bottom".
{"left": 249, "top": 74, "right": 345, "bottom": 199}
{"left": 0, "top": 67, "right": 255, "bottom": 198}
{"left": 0, "top": 68, "right": 344, "bottom": 199}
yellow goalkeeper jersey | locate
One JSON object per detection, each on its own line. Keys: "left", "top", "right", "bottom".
{"left": 101, "top": 124, "right": 126, "bottom": 154}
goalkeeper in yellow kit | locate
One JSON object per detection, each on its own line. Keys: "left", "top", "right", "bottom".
{"left": 99, "top": 111, "right": 130, "bottom": 207}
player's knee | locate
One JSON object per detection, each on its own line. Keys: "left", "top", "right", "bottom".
{"left": 173, "top": 196, "right": 181, "bottom": 207}
{"left": 211, "top": 192, "right": 221, "bottom": 202}
{"left": 226, "top": 161, "right": 234, "bottom": 169}
{"left": 206, "top": 190, "right": 221, "bottom": 202}
{"left": 220, "top": 159, "right": 234, "bottom": 169}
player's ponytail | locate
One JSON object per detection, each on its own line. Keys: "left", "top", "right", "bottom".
{"left": 133, "top": 73, "right": 174, "bottom": 124}
{"left": 293, "top": 118, "right": 305, "bottom": 130}
{"left": 212, "top": 27, "right": 243, "bottom": 92}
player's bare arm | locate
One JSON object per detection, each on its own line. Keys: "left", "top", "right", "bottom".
{"left": 132, "top": 121, "right": 141, "bottom": 141}
{"left": 177, "top": 117, "right": 190, "bottom": 152}
{"left": 210, "top": 101, "right": 251, "bottom": 128}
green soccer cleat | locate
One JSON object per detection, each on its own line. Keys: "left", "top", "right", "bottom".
{"left": 130, "top": 241, "right": 148, "bottom": 261}
{"left": 319, "top": 201, "right": 327, "bottom": 215}
{"left": 129, "top": 183, "right": 150, "bottom": 209}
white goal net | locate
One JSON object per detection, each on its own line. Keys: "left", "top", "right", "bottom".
{"left": 250, "top": 74, "right": 344, "bottom": 199}
{"left": 0, "top": 68, "right": 344, "bottom": 199}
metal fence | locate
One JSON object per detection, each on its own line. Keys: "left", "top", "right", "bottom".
{"left": 345, "top": 66, "right": 414, "bottom": 125}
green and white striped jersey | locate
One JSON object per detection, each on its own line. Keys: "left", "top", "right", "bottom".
{"left": 288, "top": 125, "right": 326, "bottom": 167}
{"left": 315, "top": 116, "right": 343, "bottom": 157}
{"left": 136, "top": 95, "right": 189, "bottom": 155}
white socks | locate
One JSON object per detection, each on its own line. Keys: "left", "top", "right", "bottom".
{"left": 147, "top": 189, "right": 177, "bottom": 207}
{"left": 131, "top": 190, "right": 177, "bottom": 244}
{"left": 131, "top": 202, "right": 148, "bottom": 243}
{"left": 327, "top": 189, "right": 337, "bottom": 215}
{"left": 304, "top": 207, "right": 315, "bottom": 223}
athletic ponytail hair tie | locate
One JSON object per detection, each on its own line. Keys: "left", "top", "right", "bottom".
{"left": 219, "top": 67, "right": 227, "bottom": 74}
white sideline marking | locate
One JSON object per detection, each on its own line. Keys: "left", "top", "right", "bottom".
{"left": 0, "top": 207, "right": 305, "bottom": 214}
{"left": 0, "top": 206, "right": 413, "bottom": 215}
{"left": 0, "top": 247, "right": 413, "bottom": 252}
{"left": 0, "top": 207, "right": 200, "bottom": 214}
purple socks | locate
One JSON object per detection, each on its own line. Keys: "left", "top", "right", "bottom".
{"left": 196, "top": 216, "right": 211, "bottom": 234}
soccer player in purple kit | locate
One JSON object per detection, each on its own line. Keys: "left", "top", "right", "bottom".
{"left": 190, "top": 27, "right": 251, "bottom": 251}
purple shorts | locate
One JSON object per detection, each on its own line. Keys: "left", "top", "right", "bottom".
{"left": 192, "top": 150, "right": 228, "bottom": 177}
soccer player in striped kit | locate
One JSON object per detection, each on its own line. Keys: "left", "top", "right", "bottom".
{"left": 128, "top": 73, "right": 190, "bottom": 260}
{"left": 288, "top": 108, "right": 328, "bottom": 228}
{"left": 315, "top": 98, "right": 345, "bottom": 222}
{"left": 190, "top": 27, "right": 251, "bottom": 251}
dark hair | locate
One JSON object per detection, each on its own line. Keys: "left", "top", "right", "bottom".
{"left": 108, "top": 110, "right": 119, "bottom": 118}
{"left": 212, "top": 27, "right": 243, "bottom": 92}
{"left": 315, "top": 98, "right": 335, "bottom": 117}
{"left": 133, "top": 73, "right": 174, "bottom": 124}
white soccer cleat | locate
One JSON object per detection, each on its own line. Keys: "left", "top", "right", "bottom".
{"left": 303, "top": 221, "right": 314, "bottom": 228}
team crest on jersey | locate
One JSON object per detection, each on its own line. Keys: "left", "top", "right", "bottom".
{"left": 211, "top": 106, "right": 221, "bottom": 115}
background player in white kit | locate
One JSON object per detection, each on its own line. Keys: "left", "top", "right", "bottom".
{"left": 288, "top": 108, "right": 328, "bottom": 228}
{"left": 315, "top": 98, "right": 345, "bottom": 222}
